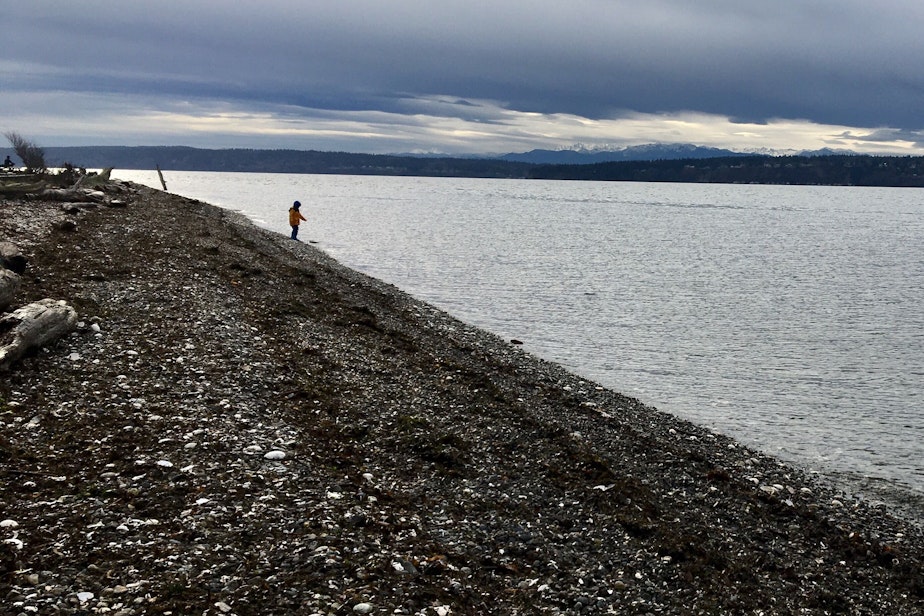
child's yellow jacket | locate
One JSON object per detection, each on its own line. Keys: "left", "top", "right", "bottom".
{"left": 289, "top": 208, "right": 306, "bottom": 226}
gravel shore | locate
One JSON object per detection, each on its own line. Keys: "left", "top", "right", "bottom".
{"left": 1, "top": 182, "right": 923, "bottom": 615}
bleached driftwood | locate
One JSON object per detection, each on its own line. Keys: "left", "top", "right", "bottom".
{"left": 0, "top": 241, "right": 27, "bottom": 274}
{"left": 39, "top": 187, "right": 107, "bottom": 203}
{"left": 0, "top": 179, "right": 46, "bottom": 195}
{"left": 0, "top": 299, "right": 78, "bottom": 370}
{"left": 75, "top": 167, "right": 113, "bottom": 188}
{"left": 0, "top": 269, "right": 20, "bottom": 311}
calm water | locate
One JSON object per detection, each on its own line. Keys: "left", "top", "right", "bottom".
{"left": 116, "top": 170, "right": 924, "bottom": 515}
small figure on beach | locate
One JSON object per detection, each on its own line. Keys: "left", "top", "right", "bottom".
{"left": 288, "top": 200, "right": 307, "bottom": 240}
{"left": 2, "top": 155, "right": 13, "bottom": 169}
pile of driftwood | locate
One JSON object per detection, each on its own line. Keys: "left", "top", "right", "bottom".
{"left": 1, "top": 171, "right": 134, "bottom": 369}
{"left": 0, "top": 167, "right": 115, "bottom": 197}
{"left": 0, "top": 240, "right": 77, "bottom": 371}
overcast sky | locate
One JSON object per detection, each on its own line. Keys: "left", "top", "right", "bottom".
{"left": 3, "top": 1, "right": 924, "bottom": 155}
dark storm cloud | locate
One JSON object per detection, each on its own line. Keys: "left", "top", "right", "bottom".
{"left": 3, "top": 1, "right": 924, "bottom": 150}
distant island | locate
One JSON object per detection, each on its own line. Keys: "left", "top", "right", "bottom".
{"left": 5, "top": 144, "right": 924, "bottom": 187}
{"left": 527, "top": 154, "right": 924, "bottom": 187}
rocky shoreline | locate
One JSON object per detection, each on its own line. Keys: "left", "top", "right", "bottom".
{"left": 1, "top": 181, "right": 922, "bottom": 615}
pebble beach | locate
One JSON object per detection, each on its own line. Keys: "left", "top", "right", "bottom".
{"left": 1, "top": 181, "right": 923, "bottom": 615}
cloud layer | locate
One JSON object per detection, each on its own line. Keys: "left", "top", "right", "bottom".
{"left": 3, "top": 1, "right": 924, "bottom": 154}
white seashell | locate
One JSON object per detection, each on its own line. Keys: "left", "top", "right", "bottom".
{"left": 4, "top": 538, "right": 24, "bottom": 550}
{"left": 264, "top": 450, "right": 286, "bottom": 460}
{"left": 156, "top": 460, "right": 173, "bottom": 468}
{"left": 77, "top": 591, "right": 94, "bottom": 603}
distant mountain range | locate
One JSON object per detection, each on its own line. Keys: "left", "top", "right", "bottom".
{"left": 499, "top": 143, "right": 747, "bottom": 164}
{"left": 497, "top": 143, "right": 857, "bottom": 164}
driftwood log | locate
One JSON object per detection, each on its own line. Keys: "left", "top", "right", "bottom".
{"left": 0, "top": 299, "right": 78, "bottom": 370}
{"left": 0, "top": 269, "right": 20, "bottom": 311}
{"left": 75, "top": 167, "right": 113, "bottom": 188}
{"left": 39, "top": 187, "right": 108, "bottom": 203}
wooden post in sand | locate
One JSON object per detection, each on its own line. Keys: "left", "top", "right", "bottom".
{"left": 156, "top": 165, "right": 168, "bottom": 191}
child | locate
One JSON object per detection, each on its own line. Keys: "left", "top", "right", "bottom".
{"left": 288, "top": 200, "right": 306, "bottom": 240}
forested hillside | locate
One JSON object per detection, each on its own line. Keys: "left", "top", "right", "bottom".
{"left": 5, "top": 145, "right": 924, "bottom": 187}
{"left": 528, "top": 155, "right": 924, "bottom": 187}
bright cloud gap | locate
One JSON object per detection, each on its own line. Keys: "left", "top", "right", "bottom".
{"left": 2, "top": 92, "right": 923, "bottom": 156}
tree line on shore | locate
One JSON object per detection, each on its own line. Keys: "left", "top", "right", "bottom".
{"left": 4, "top": 142, "right": 924, "bottom": 187}
{"left": 527, "top": 154, "right": 924, "bottom": 187}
